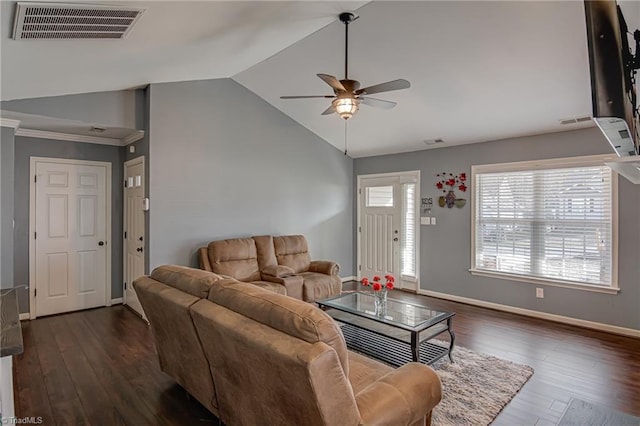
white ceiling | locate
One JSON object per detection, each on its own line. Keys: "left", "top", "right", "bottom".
{"left": 0, "top": 1, "right": 625, "bottom": 157}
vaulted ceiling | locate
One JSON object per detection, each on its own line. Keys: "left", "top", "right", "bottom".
{"left": 3, "top": 1, "right": 638, "bottom": 157}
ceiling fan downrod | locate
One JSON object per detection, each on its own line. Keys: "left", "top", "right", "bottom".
{"left": 339, "top": 12, "right": 357, "bottom": 80}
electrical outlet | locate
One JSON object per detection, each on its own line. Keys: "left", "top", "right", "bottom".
{"left": 536, "top": 288, "right": 544, "bottom": 298}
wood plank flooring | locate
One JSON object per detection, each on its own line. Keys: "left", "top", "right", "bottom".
{"left": 13, "top": 285, "right": 640, "bottom": 425}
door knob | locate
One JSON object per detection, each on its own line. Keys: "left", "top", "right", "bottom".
{"left": 393, "top": 237, "right": 399, "bottom": 242}
{"left": 138, "top": 236, "right": 144, "bottom": 242}
{"left": 136, "top": 247, "right": 143, "bottom": 252}
{"left": 98, "top": 241, "right": 105, "bottom": 246}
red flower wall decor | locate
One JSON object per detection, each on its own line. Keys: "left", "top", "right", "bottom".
{"left": 435, "top": 172, "right": 467, "bottom": 209}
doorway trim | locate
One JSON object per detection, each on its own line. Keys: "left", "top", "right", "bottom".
{"left": 356, "top": 170, "right": 421, "bottom": 291}
{"left": 29, "top": 157, "right": 113, "bottom": 319}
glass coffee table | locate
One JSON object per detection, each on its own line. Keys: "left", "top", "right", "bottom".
{"left": 318, "top": 292, "right": 455, "bottom": 367}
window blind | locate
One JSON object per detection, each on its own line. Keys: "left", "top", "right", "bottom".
{"left": 474, "top": 165, "right": 613, "bottom": 286}
{"left": 402, "top": 183, "right": 416, "bottom": 277}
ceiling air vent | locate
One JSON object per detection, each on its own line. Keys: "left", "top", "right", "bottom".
{"left": 12, "top": 2, "right": 145, "bottom": 40}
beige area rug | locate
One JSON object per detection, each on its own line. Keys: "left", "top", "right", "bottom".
{"left": 429, "top": 342, "right": 533, "bottom": 426}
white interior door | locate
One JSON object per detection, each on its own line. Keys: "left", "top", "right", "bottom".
{"left": 33, "top": 159, "right": 109, "bottom": 317}
{"left": 359, "top": 177, "right": 401, "bottom": 282}
{"left": 124, "top": 158, "right": 146, "bottom": 319}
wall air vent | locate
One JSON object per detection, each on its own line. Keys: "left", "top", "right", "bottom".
{"left": 12, "top": 2, "right": 145, "bottom": 40}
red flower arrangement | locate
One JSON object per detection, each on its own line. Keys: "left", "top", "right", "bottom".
{"left": 435, "top": 172, "right": 467, "bottom": 194}
{"left": 361, "top": 275, "right": 395, "bottom": 292}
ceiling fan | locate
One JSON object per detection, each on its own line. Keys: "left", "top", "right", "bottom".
{"left": 280, "top": 12, "right": 411, "bottom": 120}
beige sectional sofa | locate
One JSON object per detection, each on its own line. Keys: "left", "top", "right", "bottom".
{"left": 134, "top": 265, "right": 442, "bottom": 426}
{"left": 198, "top": 234, "right": 342, "bottom": 302}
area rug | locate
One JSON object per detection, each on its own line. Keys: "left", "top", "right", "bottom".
{"left": 428, "top": 342, "right": 533, "bottom": 426}
{"left": 557, "top": 398, "right": 640, "bottom": 426}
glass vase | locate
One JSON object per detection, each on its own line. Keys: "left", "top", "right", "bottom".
{"left": 374, "top": 289, "right": 387, "bottom": 316}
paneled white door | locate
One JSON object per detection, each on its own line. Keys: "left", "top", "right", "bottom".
{"left": 124, "top": 158, "right": 146, "bottom": 319}
{"left": 359, "top": 177, "right": 401, "bottom": 281}
{"left": 34, "top": 160, "right": 109, "bottom": 317}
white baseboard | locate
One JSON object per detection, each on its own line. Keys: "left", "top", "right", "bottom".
{"left": 111, "top": 298, "right": 123, "bottom": 305}
{"left": 419, "top": 289, "right": 640, "bottom": 339}
{"left": 341, "top": 276, "right": 357, "bottom": 283}
{"left": 19, "top": 313, "right": 30, "bottom": 321}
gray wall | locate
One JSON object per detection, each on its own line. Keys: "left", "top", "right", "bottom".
{"left": 1, "top": 126, "right": 15, "bottom": 290}
{"left": 14, "top": 137, "right": 124, "bottom": 312}
{"left": 1, "top": 90, "right": 137, "bottom": 129}
{"left": 354, "top": 128, "right": 640, "bottom": 330}
{"left": 148, "top": 78, "right": 354, "bottom": 275}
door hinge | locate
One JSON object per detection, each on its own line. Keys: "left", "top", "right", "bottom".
{"left": 34, "top": 175, "right": 37, "bottom": 183}
{"left": 34, "top": 232, "right": 37, "bottom": 239}
{"left": 359, "top": 226, "right": 361, "bottom": 232}
{"left": 35, "top": 288, "right": 37, "bottom": 297}
{"left": 124, "top": 231, "right": 127, "bottom": 239}
{"left": 359, "top": 265, "right": 362, "bottom": 271}
{"left": 359, "top": 188, "right": 362, "bottom": 195}
{"left": 124, "top": 179, "right": 128, "bottom": 188}
{"left": 124, "top": 282, "right": 127, "bottom": 290}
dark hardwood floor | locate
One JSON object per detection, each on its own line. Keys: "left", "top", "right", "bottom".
{"left": 14, "top": 284, "right": 640, "bottom": 426}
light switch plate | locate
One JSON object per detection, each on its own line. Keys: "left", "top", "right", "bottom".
{"left": 420, "top": 217, "right": 430, "bottom": 225}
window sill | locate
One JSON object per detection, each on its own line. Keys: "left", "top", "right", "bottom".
{"left": 468, "top": 269, "right": 621, "bottom": 294}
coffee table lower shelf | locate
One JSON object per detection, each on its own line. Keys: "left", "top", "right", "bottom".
{"left": 340, "top": 323, "right": 449, "bottom": 367}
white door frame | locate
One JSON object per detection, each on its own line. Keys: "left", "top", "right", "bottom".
{"left": 29, "top": 157, "right": 112, "bottom": 320}
{"left": 357, "top": 170, "right": 420, "bottom": 291}
{"left": 123, "top": 156, "right": 145, "bottom": 313}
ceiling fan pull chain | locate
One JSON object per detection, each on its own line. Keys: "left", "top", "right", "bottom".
{"left": 344, "top": 120, "right": 348, "bottom": 155}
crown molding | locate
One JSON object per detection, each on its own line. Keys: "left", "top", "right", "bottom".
{"left": 0, "top": 118, "right": 21, "bottom": 129}
{"left": 122, "top": 130, "right": 145, "bottom": 145}
{"left": 15, "top": 128, "right": 122, "bottom": 146}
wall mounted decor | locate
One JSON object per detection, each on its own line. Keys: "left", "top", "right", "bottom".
{"left": 435, "top": 172, "right": 467, "bottom": 208}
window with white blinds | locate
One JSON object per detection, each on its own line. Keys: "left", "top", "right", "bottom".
{"left": 402, "top": 183, "right": 416, "bottom": 277}
{"left": 473, "top": 160, "right": 615, "bottom": 287}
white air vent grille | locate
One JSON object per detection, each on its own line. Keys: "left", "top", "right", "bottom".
{"left": 13, "top": 2, "right": 145, "bottom": 40}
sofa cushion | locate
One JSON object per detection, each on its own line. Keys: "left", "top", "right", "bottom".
{"left": 250, "top": 280, "right": 287, "bottom": 296}
{"left": 273, "top": 235, "right": 311, "bottom": 273}
{"left": 150, "top": 265, "right": 223, "bottom": 299}
{"left": 299, "top": 272, "right": 343, "bottom": 303}
{"left": 207, "top": 238, "right": 261, "bottom": 282}
{"left": 253, "top": 235, "right": 278, "bottom": 269}
{"left": 208, "top": 280, "right": 350, "bottom": 375}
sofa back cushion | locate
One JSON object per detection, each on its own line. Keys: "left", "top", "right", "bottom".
{"left": 150, "top": 264, "right": 223, "bottom": 299}
{"left": 252, "top": 235, "right": 278, "bottom": 269}
{"left": 191, "top": 299, "right": 360, "bottom": 426}
{"left": 133, "top": 276, "right": 219, "bottom": 413}
{"left": 207, "top": 237, "right": 261, "bottom": 282}
{"left": 208, "top": 279, "right": 349, "bottom": 375}
{"left": 273, "top": 235, "right": 311, "bottom": 273}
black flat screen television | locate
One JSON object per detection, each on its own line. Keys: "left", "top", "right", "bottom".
{"left": 585, "top": 0, "right": 639, "bottom": 156}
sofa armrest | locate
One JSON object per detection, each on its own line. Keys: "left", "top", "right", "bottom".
{"left": 309, "top": 260, "right": 340, "bottom": 276}
{"left": 261, "top": 265, "right": 295, "bottom": 278}
{"left": 261, "top": 274, "right": 304, "bottom": 301}
{"left": 355, "top": 363, "right": 442, "bottom": 426}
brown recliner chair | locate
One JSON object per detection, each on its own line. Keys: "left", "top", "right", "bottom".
{"left": 273, "top": 235, "right": 342, "bottom": 303}
{"left": 198, "top": 236, "right": 304, "bottom": 299}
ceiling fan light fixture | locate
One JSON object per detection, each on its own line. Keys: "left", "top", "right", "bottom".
{"left": 332, "top": 97, "right": 359, "bottom": 120}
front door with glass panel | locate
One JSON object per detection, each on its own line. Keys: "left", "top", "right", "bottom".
{"left": 358, "top": 172, "right": 419, "bottom": 290}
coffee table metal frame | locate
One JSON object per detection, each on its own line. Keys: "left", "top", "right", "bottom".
{"left": 318, "top": 292, "right": 455, "bottom": 367}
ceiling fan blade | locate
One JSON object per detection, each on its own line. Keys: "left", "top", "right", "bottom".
{"left": 360, "top": 97, "right": 397, "bottom": 109}
{"left": 317, "top": 74, "right": 347, "bottom": 92}
{"left": 281, "top": 95, "right": 334, "bottom": 99}
{"left": 321, "top": 105, "right": 336, "bottom": 115}
{"left": 355, "top": 79, "right": 411, "bottom": 96}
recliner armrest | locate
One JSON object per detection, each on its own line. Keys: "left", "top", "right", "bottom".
{"left": 355, "top": 363, "right": 442, "bottom": 426}
{"left": 198, "top": 247, "right": 212, "bottom": 272}
{"left": 309, "top": 260, "right": 340, "bottom": 276}
{"left": 261, "top": 265, "right": 296, "bottom": 278}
